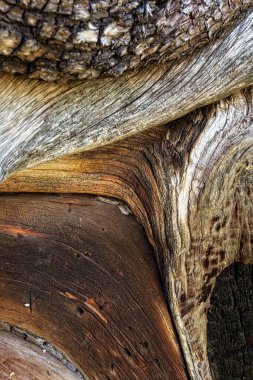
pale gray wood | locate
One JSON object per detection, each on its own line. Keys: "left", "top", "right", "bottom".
{"left": 164, "top": 88, "right": 253, "bottom": 380}
{"left": 0, "top": 11, "right": 253, "bottom": 181}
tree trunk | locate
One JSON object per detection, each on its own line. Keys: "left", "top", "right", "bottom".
{"left": 0, "top": 3, "right": 252, "bottom": 380}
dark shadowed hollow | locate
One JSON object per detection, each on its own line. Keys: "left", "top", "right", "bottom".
{"left": 207, "top": 262, "right": 253, "bottom": 380}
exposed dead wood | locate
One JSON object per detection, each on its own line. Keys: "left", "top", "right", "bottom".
{"left": 1, "top": 88, "right": 252, "bottom": 379}
{"left": 0, "top": 194, "right": 187, "bottom": 380}
{"left": 0, "top": 329, "right": 83, "bottom": 380}
{"left": 0, "top": 10, "right": 253, "bottom": 182}
{"left": 0, "top": 0, "right": 251, "bottom": 80}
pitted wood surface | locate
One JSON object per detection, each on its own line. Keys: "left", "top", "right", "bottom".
{"left": 0, "top": 0, "right": 252, "bottom": 80}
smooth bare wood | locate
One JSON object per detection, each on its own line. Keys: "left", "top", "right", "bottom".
{"left": 1, "top": 88, "right": 252, "bottom": 379}
{"left": 0, "top": 330, "right": 82, "bottom": 380}
{"left": 0, "top": 194, "right": 187, "bottom": 380}
{"left": 0, "top": 11, "right": 253, "bottom": 182}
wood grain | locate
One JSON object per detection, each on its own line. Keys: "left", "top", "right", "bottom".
{"left": 0, "top": 194, "right": 187, "bottom": 380}
{"left": 0, "top": 10, "right": 253, "bottom": 182}
{"left": 1, "top": 88, "right": 252, "bottom": 379}
{"left": 0, "top": 330, "right": 82, "bottom": 380}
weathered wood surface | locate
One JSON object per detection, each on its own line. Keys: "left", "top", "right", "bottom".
{"left": 0, "top": 194, "right": 187, "bottom": 380}
{"left": 0, "top": 10, "right": 253, "bottom": 182}
{"left": 164, "top": 89, "right": 253, "bottom": 380}
{"left": 0, "top": 329, "right": 82, "bottom": 380}
{"left": 1, "top": 88, "right": 252, "bottom": 380}
{"left": 0, "top": 0, "right": 251, "bottom": 80}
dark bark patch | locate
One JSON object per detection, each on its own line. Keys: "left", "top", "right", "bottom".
{"left": 207, "top": 262, "right": 253, "bottom": 380}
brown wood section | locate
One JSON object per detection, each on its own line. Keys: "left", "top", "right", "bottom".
{"left": 0, "top": 194, "right": 187, "bottom": 380}
{"left": 0, "top": 330, "right": 81, "bottom": 380}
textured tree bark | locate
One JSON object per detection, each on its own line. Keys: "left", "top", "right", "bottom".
{"left": 207, "top": 263, "right": 253, "bottom": 380}
{"left": 0, "top": 3, "right": 252, "bottom": 379}
{"left": 0, "top": 9, "right": 253, "bottom": 182}
{"left": 1, "top": 88, "right": 252, "bottom": 380}
{"left": 0, "top": 0, "right": 252, "bottom": 80}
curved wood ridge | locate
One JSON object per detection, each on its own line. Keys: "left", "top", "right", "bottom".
{"left": 0, "top": 328, "right": 83, "bottom": 380}
{"left": 0, "top": 0, "right": 251, "bottom": 80}
{"left": 0, "top": 10, "right": 253, "bottom": 182}
{"left": 1, "top": 88, "right": 252, "bottom": 379}
{"left": 0, "top": 194, "right": 187, "bottom": 380}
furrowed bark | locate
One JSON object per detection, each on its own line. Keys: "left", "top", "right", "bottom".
{"left": 0, "top": 0, "right": 251, "bottom": 80}
{"left": 0, "top": 10, "right": 253, "bottom": 182}
{"left": 1, "top": 88, "right": 252, "bottom": 379}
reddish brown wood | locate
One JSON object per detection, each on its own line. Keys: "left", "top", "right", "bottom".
{"left": 0, "top": 194, "right": 187, "bottom": 380}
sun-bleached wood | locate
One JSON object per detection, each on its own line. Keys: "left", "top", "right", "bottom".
{"left": 0, "top": 330, "right": 82, "bottom": 380}
{"left": 0, "top": 11, "right": 253, "bottom": 182}
{"left": 1, "top": 88, "right": 252, "bottom": 380}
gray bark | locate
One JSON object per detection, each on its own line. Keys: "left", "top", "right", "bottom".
{"left": 0, "top": 0, "right": 251, "bottom": 80}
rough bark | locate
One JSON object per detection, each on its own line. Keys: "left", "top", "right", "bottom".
{"left": 0, "top": 0, "right": 252, "bottom": 80}
{"left": 0, "top": 2, "right": 252, "bottom": 379}
{"left": 0, "top": 194, "right": 187, "bottom": 380}
{"left": 1, "top": 88, "right": 252, "bottom": 379}
{"left": 207, "top": 263, "right": 253, "bottom": 380}
{"left": 0, "top": 10, "right": 253, "bottom": 182}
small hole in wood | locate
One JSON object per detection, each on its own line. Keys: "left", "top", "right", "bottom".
{"left": 76, "top": 307, "right": 84, "bottom": 316}
{"left": 124, "top": 348, "right": 132, "bottom": 357}
{"left": 140, "top": 341, "right": 149, "bottom": 349}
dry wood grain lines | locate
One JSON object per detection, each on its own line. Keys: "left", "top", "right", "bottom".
{"left": 0, "top": 194, "right": 187, "bottom": 380}
{"left": 0, "top": 10, "right": 253, "bottom": 182}
{"left": 1, "top": 88, "right": 252, "bottom": 379}
{"left": 0, "top": 329, "right": 83, "bottom": 380}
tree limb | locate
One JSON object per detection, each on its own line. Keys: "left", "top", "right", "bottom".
{"left": 0, "top": 10, "right": 253, "bottom": 182}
